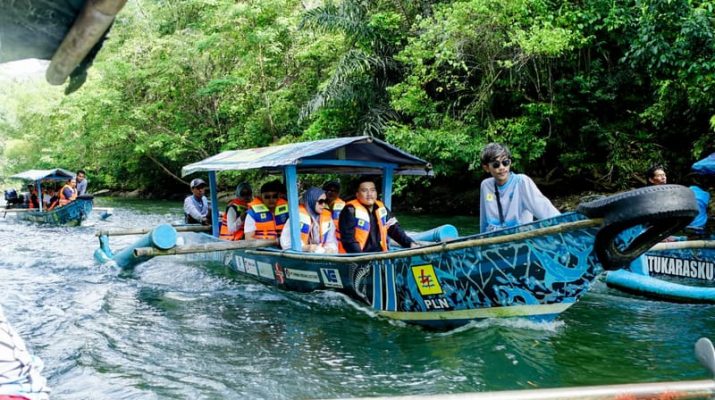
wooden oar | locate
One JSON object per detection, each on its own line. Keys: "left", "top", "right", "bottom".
{"left": 96, "top": 224, "right": 211, "bottom": 237}
{"left": 133, "top": 239, "right": 277, "bottom": 257}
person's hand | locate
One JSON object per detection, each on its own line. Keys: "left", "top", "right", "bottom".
{"left": 409, "top": 242, "right": 420, "bottom": 248}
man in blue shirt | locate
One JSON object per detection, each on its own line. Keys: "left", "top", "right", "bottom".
{"left": 184, "top": 178, "right": 211, "bottom": 225}
{"left": 479, "top": 143, "right": 560, "bottom": 233}
{"left": 76, "top": 170, "right": 88, "bottom": 196}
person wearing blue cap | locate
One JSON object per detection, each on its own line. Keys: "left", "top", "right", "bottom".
{"left": 184, "top": 178, "right": 212, "bottom": 225}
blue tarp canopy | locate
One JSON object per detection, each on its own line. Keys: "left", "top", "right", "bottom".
{"left": 692, "top": 153, "right": 715, "bottom": 175}
{"left": 182, "top": 136, "right": 433, "bottom": 177}
{"left": 10, "top": 168, "right": 76, "bottom": 182}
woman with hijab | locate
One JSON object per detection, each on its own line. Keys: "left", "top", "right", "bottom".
{"left": 279, "top": 187, "right": 338, "bottom": 253}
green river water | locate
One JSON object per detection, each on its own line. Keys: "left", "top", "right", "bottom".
{"left": 1, "top": 198, "right": 714, "bottom": 399}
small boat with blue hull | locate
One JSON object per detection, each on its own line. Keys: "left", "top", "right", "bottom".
{"left": 605, "top": 152, "right": 715, "bottom": 303}
{"left": 16, "top": 195, "right": 94, "bottom": 226}
{"left": 4, "top": 168, "right": 93, "bottom": 226}
{"left": 606, "top": 239, "right": 715, "bottom": 303}
{"left": 95, "top": 137, "right": 698, "bottom": 329}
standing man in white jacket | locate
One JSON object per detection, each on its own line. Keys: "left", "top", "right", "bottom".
{"left": 479, "top": 143, "right": 560, "bottom": 233}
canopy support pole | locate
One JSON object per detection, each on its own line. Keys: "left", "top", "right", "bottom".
{"left": 208, "top": 171, "right": 219, "bottom": 237}
{"left": 382, "top": 167, "right": 394, "bottom": 210}
{"left": 35, "top": 180, "right": 43, "bottom": 212}
{"left": 284, "top": 166, "right": 302, "bottom": 252}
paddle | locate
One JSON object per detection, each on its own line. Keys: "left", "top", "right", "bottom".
{"left": 696, "top": 337, "right": 715, "bottom": 377}
{"left": 133, "top": 239, "right": 278, "bottom": 257}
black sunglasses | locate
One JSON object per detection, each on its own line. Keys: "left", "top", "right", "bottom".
{"left": 490, "top": 159, "right": 512, "bottom": 169}
{"left": 239, "top": 191, "right": 251, "bottom": 197}
{"left": 317, "top": 199, "right": 327, "bottom": 205}
{"left": 262, "top": 194, "right": 279, "bottom": 200}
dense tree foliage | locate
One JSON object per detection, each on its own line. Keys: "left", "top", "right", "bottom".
{"left": 0, "top": 0, "right": 713, "bottom": 208}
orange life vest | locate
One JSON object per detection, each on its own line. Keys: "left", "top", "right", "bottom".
{"left": 340, "top": 199, "right": 388, "bottom": 253}
{"left": 246, "top": 198, "right": 278, "bottom": 239}
{"left": 324, "top": 198, "right": 346, "bottom": 251}
{"left": 298, "top": 205, "right": 333, "bottom": 246}
{"left": 58, "top": 184, "right": 77, "bottom": 206}
{"left": 219, "top": 198, "right": 250, "bottom": 240}
{"left": 274, "top": 198, "right": 289, "bottom": 234}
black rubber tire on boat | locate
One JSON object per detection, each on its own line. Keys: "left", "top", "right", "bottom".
{"left": 576, "top": 184, "right": 698, "bottom": 270}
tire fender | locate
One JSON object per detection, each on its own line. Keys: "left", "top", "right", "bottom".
{"left": 576, "top": 185, "right": 698, "bottom": 270}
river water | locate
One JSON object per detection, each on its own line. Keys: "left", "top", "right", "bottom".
{"left": 1, "top": 198, "right": 714, "bottom": 399}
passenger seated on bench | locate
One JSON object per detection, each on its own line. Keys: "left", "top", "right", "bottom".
{"left": 280, "top": 187, "right": 338, "bottom": 253}
{"left": 58, "top": 177, "right": 78, "bottom": 207}
{"left": 219, "top": 182, "right": 255, "bottom": 241}
{"left": 244, "top": 181, "right": 288, "bottom": 241}
{"left": 27, "top": 184, "right": 39, "bottom": 209}
{"left": 46, "top": 188, "right": 60, "bottom": 211}
{"left": 338, "top": 176, "right": 417, "bottom": 253}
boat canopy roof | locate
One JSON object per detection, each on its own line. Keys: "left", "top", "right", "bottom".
{"left": 182, "top": 136, "right": 433, "bottom": 177}
{"left": 10, "top": 168, "right": 76, "bottom": 182}
{"left": 692, "top": 152, "right": 715, "bottom": 175}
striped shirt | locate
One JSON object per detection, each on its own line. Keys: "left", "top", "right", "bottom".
{"left": 0, "top": 306, "right": 49, "bottom": 400}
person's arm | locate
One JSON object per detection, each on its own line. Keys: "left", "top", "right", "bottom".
{"left": 521, "top": 175, "right": 560, "bottom": 220}
{"left": 226, "top": 207, "right": 240, "bottom": 233}
{"left": 479, "top": 180, "right": 487, "bottom": 233}
{"left": 338, "top": 205, "right": 362, "bottom": 253}
{"left": 322, "top": 220, "right": 338, "bottom": 253}
{"left": 279, "top": 218, "right": 292, "bottom": 249}
{"left": 385, "top": 208, "right": 417, "bottom": 248}
{"left": 243, "top": 214, "right": 257, "bottom": 240}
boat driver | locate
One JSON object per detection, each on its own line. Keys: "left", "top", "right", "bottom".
{"left": 184, "top": 178, "right": 211, "bottom": 225}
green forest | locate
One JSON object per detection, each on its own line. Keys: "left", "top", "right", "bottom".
{"left": 1, "top": 0, "right": 714, "bottom": 211}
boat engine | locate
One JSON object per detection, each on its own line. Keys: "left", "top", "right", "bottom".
{"left": 4, "top": 188, "right": 25, "bottom": 208}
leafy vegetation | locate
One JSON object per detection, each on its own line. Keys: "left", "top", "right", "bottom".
{"left": 1, "top": 0, "right": 713, "bottom": 209}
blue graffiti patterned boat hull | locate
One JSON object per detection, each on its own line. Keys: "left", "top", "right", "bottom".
{"left": 174, "top": 212, "right": 604, "bottom": 329}
{"left": 14, "top": 197, "right": 93, "bottom": 226}
{"left": 606, "top": 239, "right": 715, "bottom": 303}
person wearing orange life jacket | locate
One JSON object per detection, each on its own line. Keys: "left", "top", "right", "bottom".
{"left": 58, "top": 177, "right": 78, "bottom": 207}
{"left": 273, "top": 181, "right": 289, "bottom": 234}
{"left": 321, "top": 180, "right": 345, "bottom": 228}
{"left": 26, "top": 184, "right": 39, "bottom": 209}
{"left": 244, "top": 181, "right": 288, "bottom": 241}
{"left": 280, "top": 187, "right": 338, "bottom": 253}
{"left": 339, "top": 176, "right": 418, "bottom": 253}
{"left": 219, "top": 182, "right": 255, "bottom": 241}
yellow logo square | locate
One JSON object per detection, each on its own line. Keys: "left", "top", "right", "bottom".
{"left": 411, "top": 264, "right": 443, "bottom": 296}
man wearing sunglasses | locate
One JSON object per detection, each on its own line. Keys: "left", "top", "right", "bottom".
{"left": 339, "top": 176, "right": 418, "bottom": 253}
{"left": 479, "top": 143, "right": 560, "bottom": 233}
{"left": 244, "top": 181, "right": 289, "bottom": 240}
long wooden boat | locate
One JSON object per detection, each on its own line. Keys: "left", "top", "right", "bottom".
{"left": 4, "top": 168, "right": 93, "bottom": 226}
{"left": 95, "top": 137, "right": 698, "bottom": 329}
